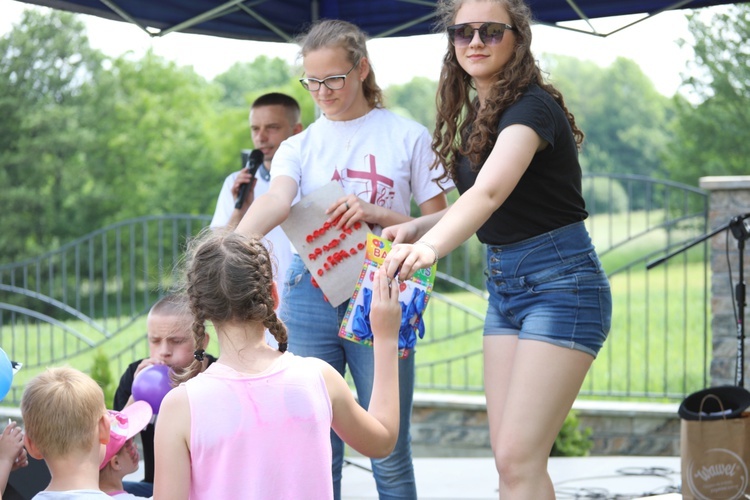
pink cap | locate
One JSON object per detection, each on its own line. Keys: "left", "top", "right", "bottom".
{"left": 99, "top": 400, "right": 153, "bottom": 470}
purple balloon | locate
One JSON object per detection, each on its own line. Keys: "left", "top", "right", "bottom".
{"left": 132, "top": 364, "right": 173, "bottom": 414}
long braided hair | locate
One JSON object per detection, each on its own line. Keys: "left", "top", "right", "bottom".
{"left": 432, "top": 0, "right": 584, "bottom": 184}
{"left": 174, "top": 230, "right": 288, "bottom": 384}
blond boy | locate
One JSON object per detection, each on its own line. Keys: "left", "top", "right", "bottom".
{"left": 21, "top": 366, "right": 111, "bottom": 499}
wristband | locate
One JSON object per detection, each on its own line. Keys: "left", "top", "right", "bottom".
{"left": 415, "top": 241, "right": 439, "bottom": 266}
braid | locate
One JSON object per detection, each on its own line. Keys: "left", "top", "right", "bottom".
{"left": 244, "top": 238, "right": 289, "bottom": 351}
{"left": 183, "top": 228, "right": 289, "bottom": 354}
{"left": 172, "top": 271, "right": 210, "bottom": 385}
{"left": 264, "top": 309, "right": 288, "bottom": 352}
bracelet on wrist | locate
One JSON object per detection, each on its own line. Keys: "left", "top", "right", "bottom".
{"left": 415, "top": 240, "right": 439, "bottom": 266}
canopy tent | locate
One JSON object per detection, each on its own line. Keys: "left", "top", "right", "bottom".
{"left": 13, "top": 0, "right": 747, "bottom": 41}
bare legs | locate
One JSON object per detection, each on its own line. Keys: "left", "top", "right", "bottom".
{"left": 483, "top": 336, "right": 593, "bottom": 499}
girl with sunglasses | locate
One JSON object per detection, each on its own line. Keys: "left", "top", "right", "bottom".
{"left": 236, "top": 18, "right": 451, "bottom": 500}
{"left": 383, "top": 0, "right": 611, "bottom": 498}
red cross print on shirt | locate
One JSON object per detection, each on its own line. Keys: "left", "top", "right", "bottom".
{"left": 335, "top": 154, "right": 394, "bottom": 205}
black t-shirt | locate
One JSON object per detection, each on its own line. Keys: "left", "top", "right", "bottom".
{"left": 113, "top": 356, "right": 217, "bottom": 483}
{"left": 454, "top": 84, "right": 587, "bottom": 245}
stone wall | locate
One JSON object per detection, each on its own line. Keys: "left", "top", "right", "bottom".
{"left": 409, "top": 394, "right": 680, "bottom": 458}
{"left": 0, "top": 395, "right": 684, "bottom": 458}
{"left": 699, "top": 176, "right": 750, "bottom": 386}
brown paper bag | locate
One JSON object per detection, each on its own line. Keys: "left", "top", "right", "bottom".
{"left": 681, "top": 395, "right": 750, "bottom": 500}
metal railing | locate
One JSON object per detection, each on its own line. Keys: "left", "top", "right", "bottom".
{"left": 0, "top": 174, "right": 710, "bottom": 403}
{"left": 0, "top": 215, "right": 210, "bottom": 402}
{"left": 415, "top": 174, "right": 711, "bottom": 399}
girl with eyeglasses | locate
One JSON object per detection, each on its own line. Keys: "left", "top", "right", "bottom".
{"left": 236, "top": 18, "right": 451, "bottom": 500}
{"left": 383, "top": 1, "right": 612, "bottom": 498}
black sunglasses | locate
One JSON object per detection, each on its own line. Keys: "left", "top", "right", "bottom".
{"left": 447, "top": 22, "right": 516, "bottom": 47}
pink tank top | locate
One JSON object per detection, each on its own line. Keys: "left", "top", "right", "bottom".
{"left": 184, "top": 352, "right": 333, "bottom": 499}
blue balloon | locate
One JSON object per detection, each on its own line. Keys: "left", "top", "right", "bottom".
{"left": 0, "top": 349, "right": 13, "bottom": 402}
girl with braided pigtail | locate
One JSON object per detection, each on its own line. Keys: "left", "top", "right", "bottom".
{"left": 154, "top": 230, "right": 403, "bottom": 500}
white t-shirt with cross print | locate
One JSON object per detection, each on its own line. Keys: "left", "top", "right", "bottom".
{"left": 271, "top": 107, "right": 451, "bottom": 248}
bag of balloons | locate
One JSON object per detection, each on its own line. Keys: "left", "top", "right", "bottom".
{"left": 132, "top": 364, "right": 173, "bottom": 414}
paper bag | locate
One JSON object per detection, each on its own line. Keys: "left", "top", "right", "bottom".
{"left": 681, "top": 401, "right": 750, "bottom": 499}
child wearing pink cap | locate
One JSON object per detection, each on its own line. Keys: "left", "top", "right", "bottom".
{"left": 99, "top": 401, "right": 153, "bottom": 499}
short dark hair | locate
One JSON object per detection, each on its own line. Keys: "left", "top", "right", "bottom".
{"left": 149, "top": 293, "right": 189, "bottom": 318}
{"left": 251, "top": 92, "right": 301, "bottom": 125}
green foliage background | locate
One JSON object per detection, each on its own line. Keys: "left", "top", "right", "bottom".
{"left": 2, "top": 5, "right": 749, "bottom": 264}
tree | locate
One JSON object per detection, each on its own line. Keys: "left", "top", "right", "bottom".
{"left": 664, "top": 5, "right": 750, "bottom": 185}
{"left": 82, "top": 50, "right": 226, "bottom": 219}
{"left": 0, "top": 10, "right": 106, "bottom": 262}
{"left": 542, "top": 54, "right": 675, "bottom": 179}
{"left": 385, "top": 77, "right": 438, "bottom": 129}
{"left": 0, "top": 10, "right": 232, "bottom": 263}
{"left": 214, "top": 56, "right": 297, "bottom": 107}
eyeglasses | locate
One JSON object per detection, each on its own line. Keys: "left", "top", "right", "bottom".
{"left": 299, "top": 61, "right": 359, "bottom": 92}
{"left": 447, "top": 22, "right": 516, "bottom": 47}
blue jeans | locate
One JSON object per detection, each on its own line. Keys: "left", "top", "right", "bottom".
{"left": 281, "top": 255, "right": 417, "bottom": 500}
{"left": 123, "top": 481, "right": 153, "bottom": 497}
{"left": 484, "top": 222, "right": 612, "bottom": 357}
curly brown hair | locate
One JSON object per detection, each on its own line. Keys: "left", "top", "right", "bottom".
{"left": 432, "top": 0, "right": 584, "bottom": 183}
{"left": 174, "top": 229, "right": 288, "bottom": 384}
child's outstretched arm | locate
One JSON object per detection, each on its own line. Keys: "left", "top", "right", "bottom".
{"left": 364, "top": 266, "right": 402, "bottom": 444}
{"left": 321, "top": 267, "right": 401, "bottom": 458}
{"left": 154, "top": 386, "right": 191, "bottom": 500}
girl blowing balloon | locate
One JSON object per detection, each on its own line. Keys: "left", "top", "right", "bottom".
{"left": 383, "top": 1, "right": 611, "bottom": 498}
{"left": 154, "top": 231, "right": 402, "bottom": 500}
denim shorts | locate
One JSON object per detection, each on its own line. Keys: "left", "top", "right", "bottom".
{"left": 483, "top": 222, "right": 612, "bottom": 357}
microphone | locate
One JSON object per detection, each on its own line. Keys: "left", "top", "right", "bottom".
{"left": 235, "top": 149, "right": 265, "bottom": 209}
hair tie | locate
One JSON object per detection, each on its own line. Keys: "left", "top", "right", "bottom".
{"left": 193, "top": 349, "right": 205, "bottom": 361}
{"left": 278, "top": 342, "right": 288, "bottom": 353}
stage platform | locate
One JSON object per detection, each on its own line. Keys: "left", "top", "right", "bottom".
{"left": 339, "top": 455, "right": 682, "bottom": 499}
{"left": 123, "top": 455, "right": 683, "bottom": 499}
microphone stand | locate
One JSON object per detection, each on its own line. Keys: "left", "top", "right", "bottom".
{"left": 647, "top": 214, "right": 749, "bottom": 387}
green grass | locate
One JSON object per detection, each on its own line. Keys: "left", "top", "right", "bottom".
{"left": 1, "top": 209, "right": 711, "bottom": 404}
{"left": 416, "top": 292, "right": 486, "bottom": 392}
{"left": 2, "top": 264, "right": 709, "bottom": 405}
{"left": 1, "top": 315, "right": 151, "bottom": 405}
{"left": 585, "top": 262, "right": 710, "bottom": 400}
{"left": 409, "top": 209, "right": 711, "bottom": 400}
{"left": 414, "top": 263, "right": 710, "bottom": 402}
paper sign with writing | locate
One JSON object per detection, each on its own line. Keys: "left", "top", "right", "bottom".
{"left": 338, "top": 233, "right": 436, "bottom": 358}
{"left": 280, "top": 181, "right": 369, "bottom": 307}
